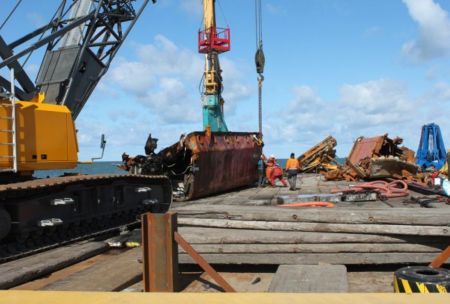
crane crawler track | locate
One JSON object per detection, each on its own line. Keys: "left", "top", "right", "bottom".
{"left": 0, "top": 174, "right": 171, "bottom": 263}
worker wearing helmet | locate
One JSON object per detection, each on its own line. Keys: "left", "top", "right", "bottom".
{"left": 285, "top": 152, "right": 300, "bottom": 190}
{"left": 266, "top": 155, "right": 287, "bottom": 187}
{"left": 264, "top": 155, "right": 275, "bottom": 186}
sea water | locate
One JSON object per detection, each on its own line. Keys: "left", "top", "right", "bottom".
{"left": 33, "top": 161, "right": 125, "bottom": 178}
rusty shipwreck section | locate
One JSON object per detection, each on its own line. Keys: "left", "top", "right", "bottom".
{"left": 160, "top": 131, "right": 262, "bottom": 200}
{"left": 347, "top": 134, "right": 415, "bottom": 165}
{"left": 325, "top": 134, "right": 418, "bottom": 181}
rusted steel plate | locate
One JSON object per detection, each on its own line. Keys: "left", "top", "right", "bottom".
{"left": 369, "top": 158, "right": 418, "bottom": 179}
{"left": 347, "top": 135, "right": 386, "bottom": 165}
{"left": 142, "top": 212, "right": 178, "bottom": 292}
{"left": 160, "top": 131, "right": 262, "bottom": 200}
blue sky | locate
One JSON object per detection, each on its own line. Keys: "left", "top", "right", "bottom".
{"left": 2, "top": 0, "right": 450, "bottom": 160}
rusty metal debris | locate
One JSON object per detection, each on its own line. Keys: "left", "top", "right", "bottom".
{"left": 347, "top": 135, "right": 414, "bottom": 164}
{"left": 325, "top": 134, "right": 418, "bottom": 181}
{"left": 123, "top": 131, "right": 262, "bottom": 200}
{"left": 297, "top": 136, "right": 338, "bottom": 173}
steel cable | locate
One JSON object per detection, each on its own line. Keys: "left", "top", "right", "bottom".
{"left": 0, "top": 0, "right": 23, "bottom": 31}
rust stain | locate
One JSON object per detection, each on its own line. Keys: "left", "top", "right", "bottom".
{"left": 348, "top": 135, "right": 386, "bottom": 165}
{"left": 159, "top": 131, "right": 262, "bottom": 200}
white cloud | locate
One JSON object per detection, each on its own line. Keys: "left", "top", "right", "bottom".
{"left": 402, "top": 0, "right": 450, "bottom": 61}
{"left": 179, "top": 0, "right": 202, "bottom": 16}
{"left": 264, "top": 85, "right": 331, "bottom": 146}
{"left": 264, "top": 79, "right": 422, "bottom": 156}
{"left": 430, "top": 81, "right": 450, "bottom": 101}
{"left": 339, "top": 79, "right": 411, "bottom": 120}
{"left": 107, "top": 35, "right": 252, "bottom": 124}
{"left": 220, "top": 58, "right": 253, "bottom": 114}
{"left": 109, "top": 59, "right": 156, "bottom": 96}
{"left": 141, "top": 77, "right": 200, "bottom": 123}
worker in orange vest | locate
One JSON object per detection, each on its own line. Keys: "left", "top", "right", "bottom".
{"left": 285, "top": 152, "right": 300, "bottom": 190}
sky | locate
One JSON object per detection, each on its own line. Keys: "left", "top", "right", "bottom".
{"left": 2, "top": 0, "right": 450, "bottom": 160}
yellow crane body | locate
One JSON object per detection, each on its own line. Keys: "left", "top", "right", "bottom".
{"left": 0, "top": 96, "right": 78, "bottom": 172}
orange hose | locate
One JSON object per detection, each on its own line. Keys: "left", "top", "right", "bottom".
{"left": 278, "top": 202, "right": 335, "bottom": 208}
{"left": 332, "top": 180, "right": 409, "bottom": 198}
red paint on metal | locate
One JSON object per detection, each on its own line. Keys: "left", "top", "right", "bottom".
{"left": 348, "top": 135, "right": 386, "bottom": 165}
{"left": 184, "top": 131, "right": 262, "bottom": 200}
{"left": 158, "top": 131, "right": 262, "bottom": 200}
{"left": 198, "top": 27, "right": 231, "bottom": 54}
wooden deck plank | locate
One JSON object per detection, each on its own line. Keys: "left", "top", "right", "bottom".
{"left": 43, "top": 248, "right": 141, "bottom": 291}
{"left": 179, "top": 252, "right": 441, "bottom": 265}
{"left": 12, "top": 252, "right": 120, "bottom": 290}
{"left": 178, "top": 227, "right": 447, "bottom": 244}
{"left": 178, "top": 218, "right": 450, "bottom": 236}
{"left": 268, "top": 265, "right": 348, "bottom": 292}
{"left": 173, "top": 204, "right": 450, "bottom": 226}
{"left": 0, "top": 241, "right": 108, "bottom": 289}
{"left": 112, "top": 227, "right": 449, "bottom": 245}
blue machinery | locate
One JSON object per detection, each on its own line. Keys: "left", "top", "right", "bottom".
{"left": 416, "top": 123, "right": 447, "bottom": 170}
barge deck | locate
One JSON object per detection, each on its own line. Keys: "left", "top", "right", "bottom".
{"left": 1, "top": 174, "right": 448, "bottom": 293}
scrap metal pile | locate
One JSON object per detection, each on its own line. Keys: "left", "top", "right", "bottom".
{"left": 296, "top": 132, "right": 450, "bottom": 200}
{"left": 297, "top": 136, "right": 339, "bottom": 173}
{"left": 324, "top": 134, "right": 418, "bottom": 182}
{"left": 296, "top": 134, "right": 420, "bottom": 182}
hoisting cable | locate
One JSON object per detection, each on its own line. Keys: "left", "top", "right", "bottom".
{"left": 255, "top": 0, "right": 265, "bottom": 137}
{"left": 0, "top": 0, "right": 23, "bottom": 31}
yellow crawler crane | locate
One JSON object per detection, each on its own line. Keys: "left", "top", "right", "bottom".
{"left": 0, "top": 0, "right": 171, "bottom": 261}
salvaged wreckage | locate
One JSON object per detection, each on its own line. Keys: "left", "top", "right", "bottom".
{"left": 323, "top": 134, "right": 417, "bottom": 181}
{"left": 297, "top": 136, "right": 338, "bottom": 173}
{"left": 122, "top": 132, "right": 263, "bottom": 200}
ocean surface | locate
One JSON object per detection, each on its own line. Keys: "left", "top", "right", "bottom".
{"left": 33, "top": 161, "right": 125, "bottom": 178}
{"left": 33, "top": 158, "right": 346, "bottom": 178}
